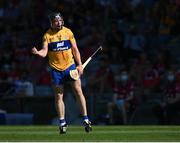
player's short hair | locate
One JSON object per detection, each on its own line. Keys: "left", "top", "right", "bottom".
{"left": 48, "top": 12, "right": 63, "bottom": 22}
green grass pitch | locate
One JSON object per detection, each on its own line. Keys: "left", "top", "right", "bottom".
{"left": 0, "top": 125, "right": 180, "bottom": 142}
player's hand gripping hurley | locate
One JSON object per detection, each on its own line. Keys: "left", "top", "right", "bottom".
{"left": 70, "top": 46, "right": 103, "bottom": 80}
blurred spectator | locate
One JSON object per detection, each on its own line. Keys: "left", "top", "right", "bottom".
{"left": 129, "top": 52, "right": 149, "bottom": 79}
{"left": 36, "top": 64, "right": 51, "bottom": 86}
{"left": 154, "top": 51, "right": 168, "bottom": 76}
{"left": 124, "top": 26, "right": 145, "bottom": 58}
{"left": 88, "top": 56, "right": 114, "bottom": 94}
{"left": 14, "top": 72, "right": 34, "bottom": 96}
{"left": 153, "top": 70, "right": 180, "bottom": 124}
{"left": 141, "top": 61, "right": 160, "bottom": 90}
{"left": 107, "top": 70, "right": 136, "bottom": 124}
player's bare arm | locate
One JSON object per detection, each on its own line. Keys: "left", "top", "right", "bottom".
{"left": 71, "top": 40, "right": 83, "bottom": 75}
{"left": 32, "top": 42, "right": 48, "bottom": 57}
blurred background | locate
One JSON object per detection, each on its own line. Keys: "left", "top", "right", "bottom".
{"left": 0, "top": 0, "right": 180, "bottom": 126}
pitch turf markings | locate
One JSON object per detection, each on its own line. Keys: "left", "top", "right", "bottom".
{"left": 0, "top": 126, "right": 180, "bottom": 142}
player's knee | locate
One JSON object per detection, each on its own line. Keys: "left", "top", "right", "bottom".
{"left": 73, "top": 85, "right": 83, "bottom": 95}
{"left": 55, "top": 93, "right": 64, "bottom": 101}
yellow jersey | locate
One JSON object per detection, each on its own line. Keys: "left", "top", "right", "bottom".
{"left": 43, "top": 26, "right": 76, "bottom": 71}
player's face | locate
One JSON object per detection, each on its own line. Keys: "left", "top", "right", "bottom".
{"left": 52, "top": 18, "right": 63, "bottom": 30}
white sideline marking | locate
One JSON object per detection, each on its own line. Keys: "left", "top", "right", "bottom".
{"left": 0, "top": 130, "right": 179, "bottom": 134}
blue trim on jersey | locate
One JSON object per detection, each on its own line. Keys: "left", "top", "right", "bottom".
{"left": 50, "top": 64, "right": 76, "bottom": 85}
{"left": 48, "top": 40, "right": 72, "bottom": 51}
